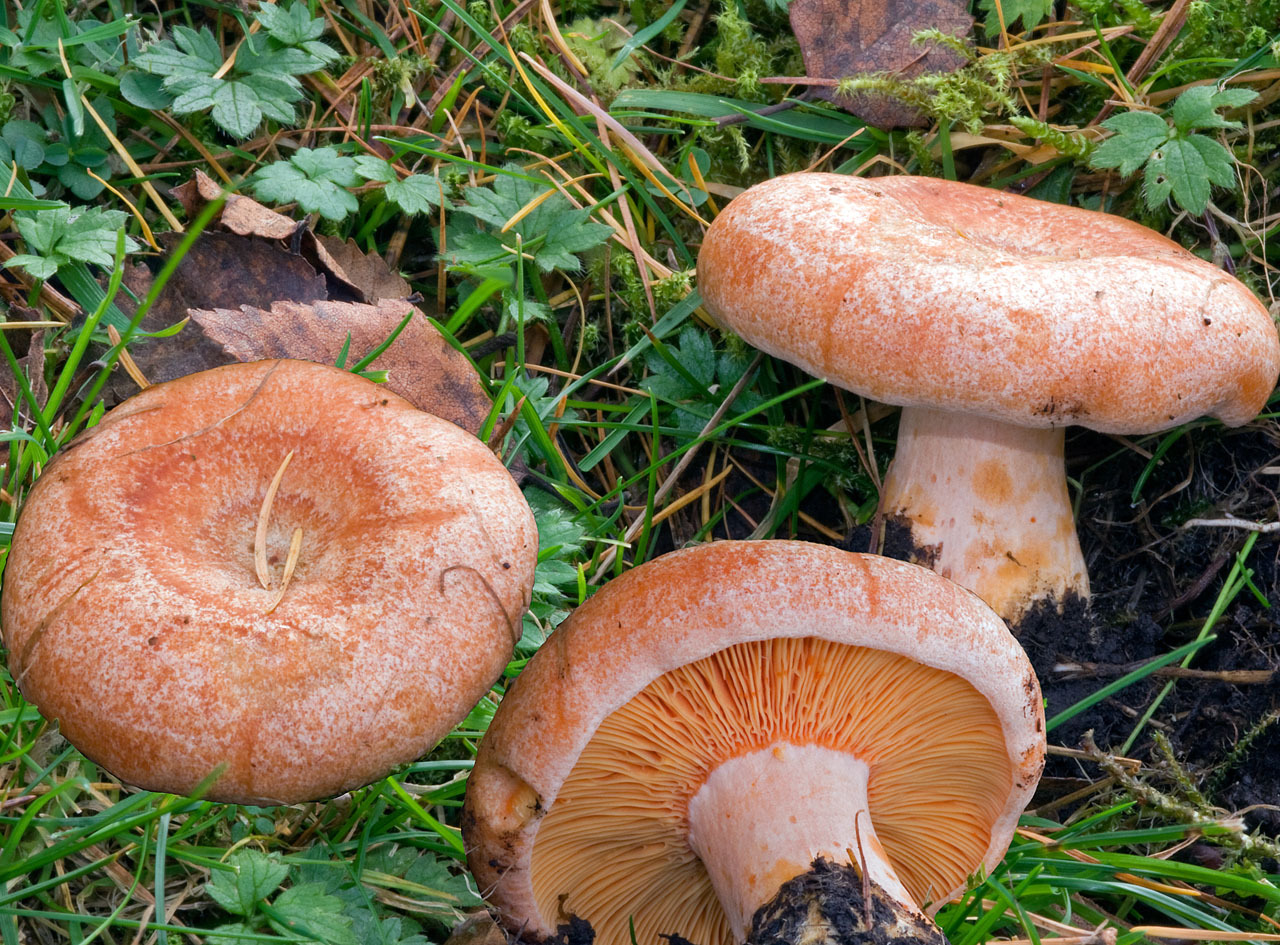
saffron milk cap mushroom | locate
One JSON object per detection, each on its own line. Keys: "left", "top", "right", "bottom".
{"left": 463, "top": 541, "right": 1044, "bottom": 945}
{"left": 1, "top": 359, "right": 538, "bottom": 805}
{"left": 696, "top": 173, "right": 1280, "bottom": 625}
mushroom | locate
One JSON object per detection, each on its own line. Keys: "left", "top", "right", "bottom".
{"left": 696, "top": 173, "right": 1280, "bottom": 624}
{"left": 463, "top": 540, "right": 1044, "bottom": 945}
{"left": 1, "top": 359, "right": 538, "bottom": 805}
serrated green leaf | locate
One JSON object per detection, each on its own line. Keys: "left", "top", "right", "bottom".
{"left": 4, "top": 254, "right": 61, "bottom": 280}
{"left": 255, "top": 0, "right": 327, "bottom": 45}
{"left": 210, "top": 81, "right": 264, "bottom": 138}
{"left": 266, "top": 883, "right": 358, "bottom": 945}
{"left": 206, "top": 850, "right": 290, "bottom": 917}
{"left": 1184, "top": 133, "right": 1238, "bottom": 187}
{"left": 1091, "top": 111, "right": 1170, "bottom": 177}
{"left": 1145, "top": 138, "right": 1211, "bottom": 214}
{"left": 168, "top": 75, "right": 221, "bottom": 114}
{"left": 253, "top": 147, "right": 361, "bottom": 220}
{"left": 239, "top": 37, "right": 331, "bottom": 76}
{"left": 979, "top": 0, "right": 1054, "bottom": 34}
{"left": 1170, "top": 85, "right": 1257, "bottom": 133}
{"left": 135, "top": 26, "right": 222, "bottom": 78}
{"left": 354, "top": 154, "right": 397, "bottom": 183}
{"left": 384, "top": 174, "right": 444, "bottom": 214}
{"left": 402, "top": 852, "right": 483, "bottom": 908}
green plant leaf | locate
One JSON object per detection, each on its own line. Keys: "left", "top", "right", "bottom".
{"left": 1170, "top": 85, "right": 1258, "bottom": 133}
{"left": 118, "top": 70, "right": 173, "bottom": 109}
{"left": 1144, "top": 138, "right": 1207, "bottom": 213}
{"left": 1144, "top": 134, "right": 1238, "bottom": 214}
{"left": 979, "top": 0, "right": 1054, "bottom": 34}
{"left": 255, "top": 0, "right": 328, "bottom": 46}
{"left": 4, "top": 253, "right": 60, "bottom": 280}
{"left": 354, "top": 154, "right": 396, "bottom": 183}
{"left": 252, "top": 146, "right": 361, "bottom": 220}
{"left": 2, "top": 120, "right": 46, "bottom": 169}
{"left": 209, "top": 81, "right": 266, "bottom": 139}
{"left": 9, "top": 206, "right": 139, "bottom": 275}
{"left": 1091, "top": 111, "right": 1170, "bottom": 176}
{"left": 266, "top": 883, "right": 358, "bottom": 945}
{"left": 385, "top": 174, "right": 445, "bottom": 214}
{"left": 453, "top": 166, "right": 611, "bottom": 273}
{"left": 205, "top": 850, "right": 290, "bottom": 917}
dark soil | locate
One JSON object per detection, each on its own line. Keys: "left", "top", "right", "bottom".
{"left": 1023, "top": 420, "right": 1280, "bottom": 832}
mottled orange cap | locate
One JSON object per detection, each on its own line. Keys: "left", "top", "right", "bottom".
{"left": 698, "top": 173, "right": 1280, "bottom": 433}
{"left": 2, "top": 359, "right": 538, "bottom": 804}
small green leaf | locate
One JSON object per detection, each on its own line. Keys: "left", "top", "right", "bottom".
{"left": 979, "top": 0, "right": 1054, "bottom": 34}
{"left": 119, "top": 70, "right": 174, "bottom": 110}
{"left": 255, "top": 0, "right": 328, "bottom": 45}
{"left": 1092, "top": 111, "right": 1170, "bottom": 177}
{"left": 252, "top": 147, "right": 361, "bottom": 220}
{"left": 354, "top": 154, "right": 396, "bottom": 183}
{"left": 1144, "top": 138, "right": 1210, "bottom": 213}
{"left": 385, "top": 174, "right": 445, "bottom": 214}
{"left": 210, "top": 81, "right": 265, "bottom": 139}
{"left": 1170, "top": 85, "right": 1258, "bottom": 133}
{"left": 205, "top": 850, "right": 290, "bottom": 918}
{"left": 266, "top": 883, "right": 358, "bottom": 945}
{"left": 4, "top": 254, "right": 61, "bottom": 280}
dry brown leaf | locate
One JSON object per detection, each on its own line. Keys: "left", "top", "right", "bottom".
{"left": 171, "top": 169, "right": 298, "bottom": 240}
{"left": 789, "top": 0, "right": 973, "bottom": 127}
{"left": 105, "top": 231, "right": 328, "bottom": 403}
{"left": 192, "top": 299, "right": 491, "bottom": 435}
{"left": 305, "top": 235, "right": 412, "bottom": 304}
{"left": 0, "top": 305, "right": 48, "bottom": 433}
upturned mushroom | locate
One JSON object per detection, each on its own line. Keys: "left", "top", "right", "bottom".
{"left": 696, "top": 173, "right": 1280, "bottom": 625}
{"left": 464, "top": 540, "right": 1044, "bottom": 945}
{"left": 1, "top": 359, "right": 538, "bottom": 805}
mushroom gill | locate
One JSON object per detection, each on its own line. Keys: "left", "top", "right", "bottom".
{"left": 528, "top": 636, "right": 1012, "bottom": 945}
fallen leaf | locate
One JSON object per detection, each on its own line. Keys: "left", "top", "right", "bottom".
{"left": 304, "top": 234, "right": 412, "bottom": 304}
{"left": 0, "top": 306, "right": 48, "bottom": 433}
{"left": 192, "top": 298, "right": 492, "bottom": 435}
{"left": 789, "top": 0, "right": 973, "bottom": 127}
{"left": 171, "top": 170, "right": 298, "bottom": 240}
{"left": 105, "top": 230, "right": 328, "bottom": 403}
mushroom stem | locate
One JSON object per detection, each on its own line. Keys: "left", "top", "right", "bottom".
{"left": 878, "top": 406, "right": 1089, "bottom": 624}
{"left": 687, "top": 743, "right": 919, "bottom": 943}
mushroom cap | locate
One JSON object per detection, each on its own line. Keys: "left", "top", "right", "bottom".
{"left": 464, "top": 541, "right": 1044, "bottom": 945}
{"left": 1, "top": 359, "right": 538, "bottom": 805}
{"left": 697, "top": 173, "right": 1280, "bottom": 433}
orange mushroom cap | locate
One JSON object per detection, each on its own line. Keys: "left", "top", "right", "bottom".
{"left": 698, "top": 173, "right": 1280, "bottom": 432}
{"left": 1, "top": 359, "right": 538, "bottom": 805}
{"left": 464, "top": 541, "right": 1044, "bottom": 945}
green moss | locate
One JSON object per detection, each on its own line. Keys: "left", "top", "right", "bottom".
{"left": 833, "top": 40, "right": 1049, "bottom": 134}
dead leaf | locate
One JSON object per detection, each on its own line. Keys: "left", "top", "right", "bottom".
{"left": 444, "top": 913, "right": 508, "bottom": 945}
{"left": 105, "top": 231, "right": 328, "bottom": 403}
{"left": 304, "top": 235, "right": 412, "bottom": 304}
{"left": 171, "top": 170, "right": 298, "bottom": 240}
{"left": 191, "top": 298, "right": 492, "bottom": 435}
{"left": 0, "top": 307, "right": 48, "bottom": 432}
{"left": 789, "top": 0, "right": 973, "bottom": 127}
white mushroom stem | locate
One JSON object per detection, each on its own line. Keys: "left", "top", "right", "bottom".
{"left": 687, "top": 742, "right": 918, "bottom": 942}
{"left": 878, "top": 406, "right": 1089, "bottom": 624}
